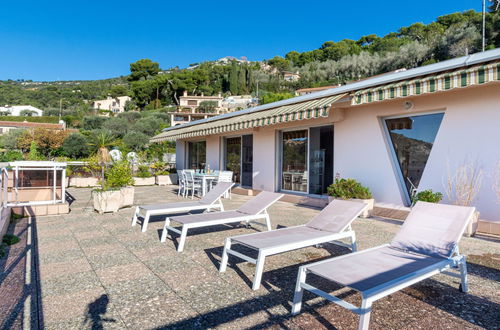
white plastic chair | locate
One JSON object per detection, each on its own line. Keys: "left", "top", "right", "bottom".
{"left": 184, "top": 170, "right": 202, "bottom": 199}
{"left": 177, "top": 170, "right": 186, "bottom": 196}
{"left": 212, "top": 170, "right": 233, "bottom": 199}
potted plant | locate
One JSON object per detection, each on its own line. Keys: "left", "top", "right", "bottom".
{"left": 69, "top": 156, "right": 101, "bottom": 187}
{"left": 411, "top": 189, "right": 443, "bottom": 205}
{"left": 152, "top": 162, "right": 178, "bottom": 185}
{"left": 92, "top": 161, "right": 134, "bottom": 213}
{"left": 133, "top": 165, "right": 155, "bottom": 186}
{"left": 327, "top": 177, "right": 374, "bottom": 218}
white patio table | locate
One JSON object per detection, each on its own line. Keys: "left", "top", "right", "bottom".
{"left": 193, "top": 172, "right": 218, "bottom": 196}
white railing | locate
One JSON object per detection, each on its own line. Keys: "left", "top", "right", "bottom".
{"left": 0, "top": 167, "right": 9, "bottom": 208}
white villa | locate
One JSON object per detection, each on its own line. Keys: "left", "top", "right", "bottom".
{"left": 92, "top": 96, "right": 131, "bottom": 113}
{"left": 0, "top": 105, "right": 43, "bottom": 116}
{"left": 152, "top": 48, "right": 500, "bottom": 224}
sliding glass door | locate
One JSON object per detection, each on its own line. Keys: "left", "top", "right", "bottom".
{"left": 224, "top": 137, "right": 241, "bottom": 183}
{"left": 280, "top": 126, "right": 333, "bottom": 194}
{"left": 281, "top": 130, "right": 308, "bottom": 193}
{"left": 223, "top": 135, "right": 253, "bottom": 186}
{"left": 187, "top": 141, "right": 206, "bottom": 169}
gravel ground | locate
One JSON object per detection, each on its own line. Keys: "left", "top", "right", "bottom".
{"left": 1, "top": 185, "right": 499, "bottom": 329}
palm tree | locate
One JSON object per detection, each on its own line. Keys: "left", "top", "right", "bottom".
{"left": 88, "top": 130, "right": 116, "bottom": 188}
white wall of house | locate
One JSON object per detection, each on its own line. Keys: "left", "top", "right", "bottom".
{"left": 175, "top": 141, "right": 186, "bottom": 170}
{"left": 335, "top": 83, "right": 500, "bottom": 221}
{"left": 205, "top": 135, "right": 221, "bottom": 170}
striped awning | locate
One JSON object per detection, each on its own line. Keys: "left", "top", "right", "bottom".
{"left": 151, "top": 94, "right": 346, "bottom": 142}
{"left": 352, "top": 61, "right": 500, "bottom": 105}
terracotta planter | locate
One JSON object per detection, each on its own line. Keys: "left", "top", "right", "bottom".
{"left": 133, "top": 177, "right": 155, "bottom": 186}
{"left": 70, "top": 177, "right": 100, "bottom": 187}
{"left": 92, "top": 190, "right": 122, "bottom": 214}
{"left": 120, "top": 186, "right": 135, "bottom": 207}
{"left": 464, "top": 211, "right": 480, "bottom": 237}
{"left": 155, "top": 173, "right": 178, "bottom": 185}
{"left": 328, "top": 197, "right": 374, "bottom": 218}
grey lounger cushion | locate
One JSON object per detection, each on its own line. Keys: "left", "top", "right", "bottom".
{"left": 233, "top": 226, "right": 338, "bottom": 249}
{"left": 306, "top": 245, "right": 445, "bottom": 292}
{"left": 140, "top": 201, "right": 202, "bottom": 212}
{"left": 170, "top": 210, "right": 244, "bottom": 225}
{"left": 230, "top": 199, "right": 366, "bottom": 249}
{"left": 390, "top": 201, "right": 475, "bottom": 258}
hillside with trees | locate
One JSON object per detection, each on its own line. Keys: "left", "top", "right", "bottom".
{"left": 0, "top": 9, "right": 497, "bottom": 163}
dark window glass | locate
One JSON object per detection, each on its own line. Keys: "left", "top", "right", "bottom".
{"left": 187, "top": 141, "right": 206, "bottom": 170}
{"left": 385, "top": 113, "right": 444, "bottom": 195}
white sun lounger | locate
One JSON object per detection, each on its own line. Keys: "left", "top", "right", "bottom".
{"left": 291, "top": 201, "right": 475, "bottom": 330}
{"left": 131, "top": 182, "right": 234, "bottom": 232}
{"left": 219, "top": 199, "right": 367, "bottom": 290}
{"left": 160, "top": 191, "right": 284, "bottom": 252}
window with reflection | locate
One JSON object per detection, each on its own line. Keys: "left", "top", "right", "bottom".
{"left": 385, "top": 113, "right": 444, "bottom": 195}
{"left": 187, "top": 141, "right": 206, "bottom": 169}
{"left": 281, "top": 130, "right": 308, "bottom": 192}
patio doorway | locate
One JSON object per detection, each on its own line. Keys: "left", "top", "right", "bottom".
{"left": 279, "top": 125, "right": 333, "bottom": 194}
{"left": 223, "top": 134, "right": 253, "bottom": 187}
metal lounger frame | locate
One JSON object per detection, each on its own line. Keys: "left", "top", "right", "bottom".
{"left": 290, "top": 243, "right": 468, "bottom": 330}
{"left": 131, "top": 198, "right": 224, "bottom": 232}
{"left": 219, "top": 224, "right": 357, "bottom": 290}
{"left": 160, "top": 208, "right": 272, "bottom": 252}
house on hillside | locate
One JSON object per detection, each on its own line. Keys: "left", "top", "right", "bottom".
{"left": 171, "top": 91, "right": 224, "bottom": 126}
{"left": 295, "top": 85, "right": 341, "bottom": 96}
{"left": 0, "top": 105, "right": 43, "bottom": 116}
{"left": 283, "top": 71, "right": 301, "bottom": 82}
{"left": 151, "top": 48, "right": 500, "bottom": 227}
{"left": 92, "top": 96, "right": 131, "bottom": 113}
{"left": 0, "top": 120, "right": 66, "bottom": 135}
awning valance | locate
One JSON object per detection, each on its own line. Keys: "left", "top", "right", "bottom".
{"left": 151, "top": 94, "right": 346, "bottom": 142}
{"left": 352, "top": 62, "right": 500, "bottom": 105}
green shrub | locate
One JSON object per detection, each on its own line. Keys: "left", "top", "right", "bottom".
{"left": 135, "top": 165, "right": 152, "bottom": 178}
{"left": 104, "top": 161, "right": 134, "bottom": 189}
{"left": 62, "top": 133, "right": 90, "bottom": 159}
{"left": 327, "top": 178, "right": 372, "bottom": 199}
{"left": 2, "top": 234, "right": 20, "bottom": 246}
{"left": 0, "top": 150, "right": 24, "bottom": 162}
{"left": 412, "top": 189, "right": 443, "bottom": 204}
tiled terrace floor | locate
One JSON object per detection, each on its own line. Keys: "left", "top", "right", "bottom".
{"left": 1, "top": 186, "right": 499, "bottom": 329}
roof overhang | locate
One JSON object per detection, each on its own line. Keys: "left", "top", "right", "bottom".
{"left": 151, "top": 94, "right": 346, "bottom": 142}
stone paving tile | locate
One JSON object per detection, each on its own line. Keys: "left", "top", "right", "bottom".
{"left": 38, "top": 248, "right": 85, "bottom": 265}
{"left": 72, "top": 229, "right": 109, "bottom": 240}
{"left": 86, "top": 250, "right": 139, "bottom": 270}
{"left": 118, "top": 292, "right": 200, "bottom": 329}
{"left": 142, "top": 254, "right": 193, "bottom": 273}
{"left": 157, "top": 264, "right": 222, "bottom": 292}
{"left": 36, "top": 233, "right": 75, "bottom": 245}
{"left": 42, "top": 287, "right": 109, "bottom": 324}
{"left": 36, "top": 239, "right": 81, "bottom": 254}
{"left": 96, "top": 262, "right": 152, "bottom": 286}
{"left": 39, "top": 257, "right": 92, "bottom": 280}
{"left": 79, "top": 242, "right": 128, "bottom": 256}
{"left": 40, "top": 271, "right": 101, "bottom": 297}
{"left": 104, "top": 274, "right": 171, "bottom": 310}
{"left": 77, "top": 236, "right": 117, "bottom": 248}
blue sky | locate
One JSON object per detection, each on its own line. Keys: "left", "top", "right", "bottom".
{"left": 0, "top": 0, "right": 482, "bottom": 81}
